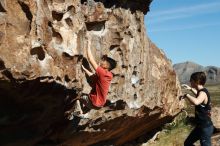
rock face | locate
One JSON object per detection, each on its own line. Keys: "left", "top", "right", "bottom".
{"left": 212, "top": 107, "right": 220, "bottom": 130}
{"left": 174, "top": 61, "right": 220, "bottom": 84}
{"left": 0, "top": 0, "right": 183, "bottom": 145}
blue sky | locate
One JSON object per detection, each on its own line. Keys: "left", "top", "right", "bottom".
{"left": 144, "top": 0, "right": 220, "bottom": 67}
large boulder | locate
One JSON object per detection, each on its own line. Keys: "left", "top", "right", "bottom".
{"left": 0, "top": 0, "right": 184, "bottom": 145}
{"left": 212, "top": 107, "right": 220, "bottom": 131}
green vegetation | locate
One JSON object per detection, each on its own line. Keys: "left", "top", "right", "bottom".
{"left": 146, "top": 125, "right": 191, "bottom": 146}
{"left": 145, "top": 113, "right": 193, "bottom": 146}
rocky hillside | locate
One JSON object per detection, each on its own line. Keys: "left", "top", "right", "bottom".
{"left": 174, "top": 61, "right": 220, "bottom": 84}
{"left": 0, "top": 0, "right": 184, "bottom": 145}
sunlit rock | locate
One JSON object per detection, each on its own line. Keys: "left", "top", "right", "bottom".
{"left": 0, "top": 0, "right": 183, "bottom": 145}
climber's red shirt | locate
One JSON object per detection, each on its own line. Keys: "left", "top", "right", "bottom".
{"left": 89, "top": 66, "right": 113, "bottom": 107}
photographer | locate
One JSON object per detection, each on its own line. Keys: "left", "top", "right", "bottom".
{"left": 181, "top": 72, "right": 213, "bottom": 146}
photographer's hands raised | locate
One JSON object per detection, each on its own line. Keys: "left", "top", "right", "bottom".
{"left": 181, "top": 84, "right": 192, "bottom": 90}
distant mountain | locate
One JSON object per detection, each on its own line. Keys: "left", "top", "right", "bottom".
{"left": 173, "top": 61, "right": 220, "bottom": 84}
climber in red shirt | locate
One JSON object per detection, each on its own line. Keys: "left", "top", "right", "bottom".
{"left": 69, "top": 39, "right": 117, "bottom": 119}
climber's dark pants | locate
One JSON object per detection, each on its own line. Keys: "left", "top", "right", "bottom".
{"left": 184, "top": 125, "right": 213, "bottom": 146}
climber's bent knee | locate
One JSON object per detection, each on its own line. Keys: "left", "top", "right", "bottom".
{"left": 80, "top": 94, "right": 100, "bottom": 110}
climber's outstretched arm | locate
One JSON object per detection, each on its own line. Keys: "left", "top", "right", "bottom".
{"left": 82, "top": 65, "right": 93, "bottom": 77}
{"left": 87, "top": 39, "right": 98, "bottom": 70}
